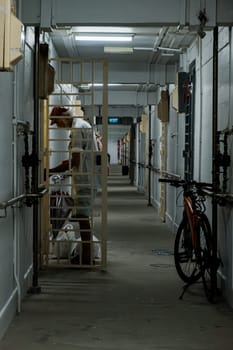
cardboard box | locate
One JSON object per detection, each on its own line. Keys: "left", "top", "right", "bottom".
{"left": 172, "top": 86, "right": 178, "bottom": 111}
{"left": 0, "top": 0, "right": 23, "bottom": 70}
{"left": 157, "top": 90, "right": 169, "bottom": 122}
{"left": 0, "top": 1, "right": 5, "bottom": 68}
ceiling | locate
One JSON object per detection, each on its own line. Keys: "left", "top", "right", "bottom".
{"left": 50, "top": 25, "right": 197, "bottom": 67}
{"left": 48, "top": 25, "right": 198, "bottom": 140}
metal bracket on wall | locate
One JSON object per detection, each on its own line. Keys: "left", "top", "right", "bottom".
{"left": 216, "top": 127, "right": 233, "bottom": 194}
{"left": 15, "top": 120, "right": 31, "bottom": 135}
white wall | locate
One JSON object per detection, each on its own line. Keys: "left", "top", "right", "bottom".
{"left": 136, "top": 27, "right": 233, "bottom": 306}
{"left": 0, "top": 73, "right": 15, "bottom": 338}
{"left": 0, "top": 26, "right": 35, "bottom": 338}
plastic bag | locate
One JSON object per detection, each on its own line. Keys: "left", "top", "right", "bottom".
{"left": 50, "top": 192, "right": 74, "bottom": 238}
{"left": 54, "top": 223, "right": 77, "bottom": 258}
{"left": 52, "top": 222, "right": 101, "bottom": 261}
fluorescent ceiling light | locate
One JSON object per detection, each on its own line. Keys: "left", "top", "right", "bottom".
{"left": 161, "top": 53, "right": 175, "bottom": 56}
{"left": 73, "top": 26, "right": 133, "bottom": 34}
{"left": 75, "top": 35, "right": 132, "bottom": 42}
{"left": 91, "top": 83, "right": 123, "bottom": 87}
{"left": 104, "top": 46, "right": 133, "bottom": 54}
{"left": 79, "top": 83, "right": 134, "bottom": 89}
{"left": 158, "top": 46, "right": 182, "bottom": 53}
{"left": 133, "top": 47, "right": 157, "bottom": 51}
{"left": 79, "top": 83, "right": 105, "bottom": 89}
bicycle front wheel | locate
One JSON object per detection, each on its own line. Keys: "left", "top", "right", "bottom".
{"left": 198, "top": 214, "right": 220, "bottom": 303}
{"left": 174, "top": 218, "right": 201, "bottom": 283}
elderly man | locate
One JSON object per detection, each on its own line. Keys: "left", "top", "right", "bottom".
{"left": 49, "top": 105, "right": 99, "bottom": 265}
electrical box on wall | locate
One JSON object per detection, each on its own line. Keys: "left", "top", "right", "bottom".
{"left": 172, "top": 72, "right": 190, "bottom": 113}
{"left": 39, "top": 43, "right": 55, "bottom": 98}
{"left": 177, "top": 72, "right": 189, "bottom": 113}
{"left": 0, "top": 0, "right": 23, "bottom": 71}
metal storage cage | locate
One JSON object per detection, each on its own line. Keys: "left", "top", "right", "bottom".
{"left": 41, "top": 57, "right": 108, "bottom": 269}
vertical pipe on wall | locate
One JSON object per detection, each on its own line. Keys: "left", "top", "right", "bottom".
{"left": 228, "top": 28, "right": 232, "bottom": 128}
{"left": 135, "top": 122, "right": 139, "bottom": 186}
{"left": 230, "top": 26, "right": 233, "bottom": 297}
{"left": 212, "top": 26, "right": 218, "bottom": 262}
{"left": 198, "top": 37, "right": 203, "bottom": 180}
{"left": 28, "top": 26, "right": 41, "bottom": 293}
{"left": 148, "top": 105, "right": 152, "bottom": 206}
{"left": 12, "top": 69, "right": 21, "bottom": 313}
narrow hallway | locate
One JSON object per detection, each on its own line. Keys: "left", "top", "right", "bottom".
{"left": 1, "top": 174, "right": 233, "bottom": 350}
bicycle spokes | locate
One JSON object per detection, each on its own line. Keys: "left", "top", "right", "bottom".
{"left": 197, "top": 218, "right": 222, "bottom": 303}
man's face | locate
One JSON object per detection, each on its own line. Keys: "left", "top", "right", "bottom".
{"left": 50, "top": 106, "right": 72, "bottom": 128}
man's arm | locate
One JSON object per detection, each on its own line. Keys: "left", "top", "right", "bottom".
{"left": 49, "top": 159, "right": 69, "bottom": 174}
{"left": 49, "top": 151, "right": 80, "bottom": 175}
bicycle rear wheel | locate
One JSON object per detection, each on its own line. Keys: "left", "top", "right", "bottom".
{"left": 174, "top": 218, "right": 201, "bottom": 283}
{"left": 197, "top": 214, "right": 220, "bottom": 303}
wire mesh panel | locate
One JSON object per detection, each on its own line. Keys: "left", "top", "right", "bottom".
{"left": 42, "top": 57, "right": 108, "bottom": 269}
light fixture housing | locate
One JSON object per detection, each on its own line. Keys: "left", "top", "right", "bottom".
{"left": 75, "top": 35, "right": 132, "bottom": 42}
{"left": 73, "top": 26, "right": 133, "bottom": 34}
{"left": 104, "top": 46, "right": 133, "bottom": 54}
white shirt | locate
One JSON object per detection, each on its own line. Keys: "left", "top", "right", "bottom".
{"left": 70, "top": 118, "right": 100, "bottom": 194}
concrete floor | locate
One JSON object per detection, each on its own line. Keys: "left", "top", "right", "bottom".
{"left": 1, "top": 173, "right": 233, "bottom": 349}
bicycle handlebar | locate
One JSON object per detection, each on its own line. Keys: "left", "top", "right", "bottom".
{"left": 159, "top": 178, "right": 184, "bottom": 187}
{"left": 158, "top": 178, "right": 213, "bottom": 190}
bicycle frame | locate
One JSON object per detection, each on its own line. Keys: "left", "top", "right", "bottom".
{"left": 183, "top": 195, "right": 200, "bottom": 250}
{"left": 158, "top": 177, "right": 220, "bottom": 302}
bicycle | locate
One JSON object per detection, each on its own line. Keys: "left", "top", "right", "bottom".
{"left": 159, "top": 178, "right": 221, "bottom": 303}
